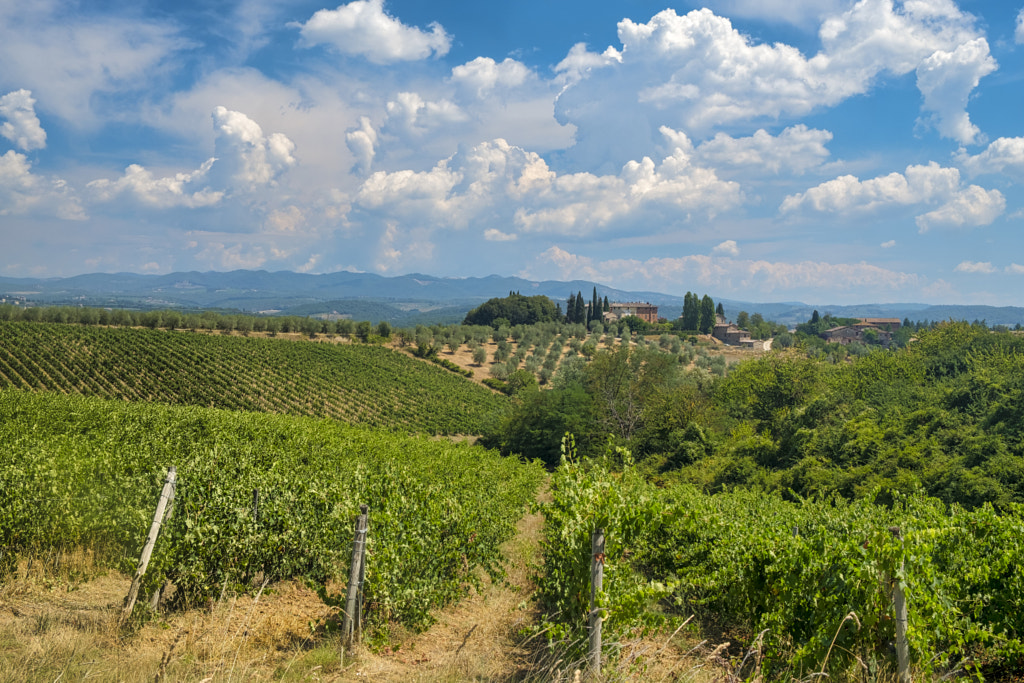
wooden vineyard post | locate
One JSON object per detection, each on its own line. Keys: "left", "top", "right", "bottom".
{"left": 890, "top": 526, "right": 911, "bottom": 683}
{"left": 342, "top": 505, "right": 369, "bottom": 649}
{"left": 121, "top": 466, "right": 177, "bottom": 624}
{"left": 589, "top": 527, "right": 605, "bottom": 678}
{"left": 356, "top": 504, "right": 369, "bottom": 639}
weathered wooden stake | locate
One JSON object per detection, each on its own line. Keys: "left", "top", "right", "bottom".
{"left": 342, "top": 506, "right": 369, "bottom": 648}
{"left": 122, "top": 466, "right": 177, "bottom": 624}
{"left": 890, "top": 526, "right": 911, "bottom": 683}
{"left": 589, "top": 528, "right": 605, "bottom": 678}
{"left": 356, "top": 504, "right": 369, "bottom": 639}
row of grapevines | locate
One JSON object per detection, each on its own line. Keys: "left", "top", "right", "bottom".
{"left": 539, "top": 439, "right": 1024, "bottom": 678}
{"left": 0, "top": 321, "right": 506, "bottom": 434}
{"left": 0, "top": 390, "right": 544, "bottom": 630}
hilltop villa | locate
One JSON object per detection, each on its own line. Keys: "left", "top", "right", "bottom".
{"left": 603, "top": 302, "right": 659, "bottom": 324}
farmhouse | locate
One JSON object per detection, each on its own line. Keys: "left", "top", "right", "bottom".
{"left": 712, "top": 320, "right": 773, "bottom": 350}
{"left": 712, "top": 320, "right": 750, "bottom": 345}
{"left": 603, "top": 302, "right": 659, "bottom": 324}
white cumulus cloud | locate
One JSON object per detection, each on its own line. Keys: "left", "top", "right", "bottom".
{"left": 88, "top": 106, "right": 294, "bottom": 209}
{"left": 343, "top": 54, "right": 568, "bottom": 174}
{"left": 954, "top": 261, "right": 996, "bottom": 274}
{"left": 210, "top": 106, "right": 296, "bottom": 193}
{"left": 0, "top": 89, "right": 46, "bottom": 151}
{"left": 451, "top": 57, "right": 532, "bottom": 99}
{"left": 959, "top": 137, "right": 1024, "bottom": 180}
{"left": 294, "top": 0, "right": 450, "bottom": 64}
{"left": 382, "top": 92, "right": 468, "bottom": 139}
{"left": 915, "top": 184, "right": 1005, "bottom": 232}
{"left": 1017, "top": 8, "right": 1024, "bottom": 44}
{"left": 1007, "top": 263, "right": 1024, "bottom": 274}
{"left": 553, "top": 1, "right": 994, "bottom": 170}
{"left": 0, "top": 150, "right": 84, "bottom": 219}
{"left": 915, "top": 38, "right": 996, "bottom": 145}
{"left": 88, "top": 159, "right": 223, "bottom": 208}
{"left": 781, "top": 161, "right": 1005, "bottom": 232}
{"left": 881, "top": 239, "right": 896, "bottom": 248}
{"left": 346, "top": 116, "right": 378, "bottom": 174}
{"left": 712, "top": 240, "right": 739, "bottom": 256}
{"left": 689, "top": 125, "right": 833, "bottom": 176}
{"left": 350, "top": 135, "right": 743, "bottom": 266}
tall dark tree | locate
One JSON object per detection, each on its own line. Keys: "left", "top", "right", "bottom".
{"left": 603, "top": 296, "right": 610, "bottom": 312}
{"left": 699, "top": 294, "right": 715, "bottom": 334}
{"left": 574, "top": 292, "right": 585, "bottom": 324}
{"left": 682, "top": 292, "right": 699, "bottom": 331}
{"left": 716, "top": 302, "right": 725, "bottom": 318}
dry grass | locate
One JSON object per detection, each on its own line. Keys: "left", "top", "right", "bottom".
{"left": 0, "top": 492, "right": 758, "bottom": 683}
{"left": 0, "top": 505, "right": 708, "bottom": 683}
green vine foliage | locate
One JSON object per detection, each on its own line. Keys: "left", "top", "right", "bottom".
{"left": 0, "top": 320, "right": 503, "bottom": 434}
{"left": 540, "top": 435, "right": 1024, "bottom": 677}
{"left": 536, "top": 436, "right": 678, "bottom": 649}
{"left": 0, "top": 390, "right": 544, "bottom": 632}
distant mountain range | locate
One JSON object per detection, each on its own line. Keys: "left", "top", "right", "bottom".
{"left": 1, "top": 270, "right": 1022, "bottom": 327}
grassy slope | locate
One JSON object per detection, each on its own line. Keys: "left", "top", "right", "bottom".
{"left": 0, "top": 321, "right": 506, "bottom": 434}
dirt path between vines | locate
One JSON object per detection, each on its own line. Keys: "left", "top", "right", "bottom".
{"left": 337, "top": 490, "right": 551, "bottom": 682}
{"left": 0, "top": 487, "right": 716, "bottom": 682}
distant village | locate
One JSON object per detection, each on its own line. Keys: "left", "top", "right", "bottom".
{"left": 601, "top": 298, "right": 902, "bottom": 350}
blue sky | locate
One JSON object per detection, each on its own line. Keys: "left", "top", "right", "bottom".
{"left": 1, "top": 0, "right": 1023, "bottom": 305}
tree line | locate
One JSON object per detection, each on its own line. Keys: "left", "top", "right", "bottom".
{"left": 484, "top": 319, "right": 1024, "bottom": 510}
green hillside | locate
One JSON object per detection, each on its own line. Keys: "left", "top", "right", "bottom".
{"left": 0, "top": 321, "right": 505, "bottom": 434}
{"left": 0, "top": 390, "right": 544, "bottom": 629}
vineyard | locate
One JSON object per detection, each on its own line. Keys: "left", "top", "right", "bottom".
{"left": 537, "top": 439, "right": 1024, "bottom": 679}
{"left": 0, "top": 321, "right": 506, "bottom": 434}
{"left": 0, "top": 390, "right": 545, "bottom": 631}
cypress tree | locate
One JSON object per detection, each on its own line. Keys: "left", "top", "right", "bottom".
{"left": 699, "top": 294, "right": 715, "bottom": 334}
{"left": 683, "top": 292, "right": 699, "bottom": 330}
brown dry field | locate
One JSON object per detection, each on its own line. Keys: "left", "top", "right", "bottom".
{"left": 0, "top": 492, "right": 726, "bottom": 683}
{"left": 185, "top": 327, "right": 766, "bottom": 386}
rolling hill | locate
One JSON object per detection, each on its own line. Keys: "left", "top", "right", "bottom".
{"left": 0, "top": 321, "right": 505, "bottom": 434}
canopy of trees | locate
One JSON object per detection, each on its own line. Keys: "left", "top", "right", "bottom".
{"left": 462, "top": 292, "right": 560, "bottom": 328}
{"left": 484, "top": 321, "right": 1024, "bottom": 510}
